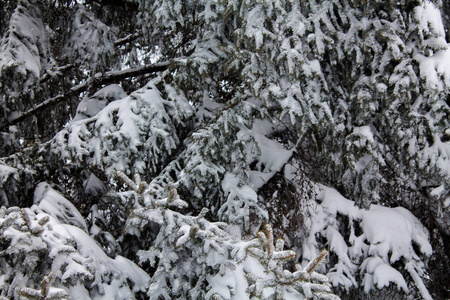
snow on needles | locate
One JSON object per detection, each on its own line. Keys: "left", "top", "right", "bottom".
{"left": 0, "top": 2, "right": 51, "bottom": 77}
{"left": 414, "top": 1, "right": 450, "bottom": 91}
{"left": 312, "top": 186, "right": 432, "bottom": 299}
{"left": 0, "top": 183, "right": 150, "bottom": 299}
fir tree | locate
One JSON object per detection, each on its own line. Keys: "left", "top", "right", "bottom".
{"left": 0, "top": 0, "right": 449, "bottom": 298}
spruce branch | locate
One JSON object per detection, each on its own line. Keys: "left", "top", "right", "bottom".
{"left": 116, "top": 170, "right": 148, "bottom": 195}
{"left": 39, "top": 64, "right": 74, "bottom": 84}
{"left": 20, "top": 208, "right": 44, "bottom": 236}
{"left": 116, "top": 171, "right": 188, "bottom": 209}
{"left": 0, "top": 206, "right": 18, "bottom": 233}
{"left": 20, "top": 272, "right": 69, "bottom": 300}
{"left": 248, "top": 224, "right": 296, "bottom": 267}
{"left": 1, "top": 60, "right": 173, "bottom": 131}
{"left": 114, "top": 31, "right": 141, "bottom": 47}
{"left": 210, "top": 294, "right": 224, "bottom": 300}
{"left": 305, "top": 249, "right": 329, "bottom": 274}
{"left": 246, "top": 224, "right": 338, "bottom": 299}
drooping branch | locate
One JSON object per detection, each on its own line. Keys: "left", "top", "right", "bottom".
{"left": 2, "top": 60, "right": 172, "bottom": 130}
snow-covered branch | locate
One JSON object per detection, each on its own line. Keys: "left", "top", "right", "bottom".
{"left": 39, "top": 64, "right": 74, "bottom": 84}
{"left": 2, "top": 61, "right": 172, "bottom": 130}
{"left": 114, "top": 32, "right": 141, "bottom": 47}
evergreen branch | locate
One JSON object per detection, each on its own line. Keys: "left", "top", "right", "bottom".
{"left": 39, "top": 64, "right": 74, "bottom": 84}
{"left": 114, "top": 31, "right": 141, "bottom": 47}
{"left": 20, "top": 208, "right": 32, "bottom": 231}
{"left": 1, "top": 61, "right": 172, "bottom": 130}
{"left": 265, "top": 224, "right": 274, "bottom": 256}
{"left": 20, "top": 208, "right": 44, "bottom": 235}
{"left": 116, "top": 171, "right": 143, "bottom": 194}
{"left": 117, "top": 171, "right": 188, "bottom": 208}
{"left": 210, "top": 294, "right": 224, "bottom": 300}
{"left": 246, "top": 225, "right": 336, "bottom": 298}
{"left": 20, "top": 272, "right": 69, "bottom": 300}
{"left": 305, "top": 249, "right": 329, "bottom": 274}
{"left": 0, "top": 207, "right": 18, "bottom": 233}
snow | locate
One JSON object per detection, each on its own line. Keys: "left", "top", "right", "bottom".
{"left": 34, "top": 182, "right": 88, "bottom": 232}
{"left": 251, "top": 133, "right": 292, "bottom": 174}
{"left": 83, "top": 173, "right": 105, "bottom": 196}
{"left": 326, "top": 227, "right": 351, "bottom": 267}
{"left": 319, "top": 185, "right": 432, "bottom": 263}
{"left": 245, "top": 5, "right": 271, "bottom": 50}
{"left": 56, "top": 222, "right": 150, "bottom": 297}
{"left": 244, "top": 120, "right": 293, "bottom": 190}
{"left": 313, "top": 185, "right": 433, "bottom": 298}
{"left": 318, "top": 187, "right": 432, "bottom": 263}
{"left": 362, "top": 257, "right": 408, "bottom": 293}
{"left": 0, "top": 163, "right": 17, "bottom": 184}
{"left": 362, "top": 206, "right": 414, "bottom": 262}
{"left": 317, "top": 186, "right": 361, "bottom": 218}
{"left": 415, "top": 48, "right": 450, "bottom": 90}
{"left": 73, "top": 84, "right": 127, "bottom": 121}
{"left": 206, "top": 262, "right": 248, "bottom": 299}
{"left": 430, "top": 184, "right": 445, "bottom": 197}
{"left": 413, "top": 1, "right": 450, "bottom": 90}
{"left": 220, "top": 172, "right": 263, "bottom": 228}
{"left": 31, "top": 184, "right": 150, "bottom": 298}
{"left": 391, "top": 207, "right": 433, "bottom": 256}
{"left": 67, "top": 285, "right": 91, "bottom": 300}
{"left": 405, "top": 261, "right": 433, "bottom": 300}
{"left": 0, "top": 2, "right": 50, "bottom": 77}
{"left": 355, "top": 155, "right": 373, "bottom": 173}
{"left": 195, "top": 91, "right": 223, "bottom": 123}
{"left": 52, "top": 79, "right": 193, "bottom": 178}
{"left": 1, "top": 0, "right": 447, "bottom": 298}
{"left": 62, "top": 5, "right": 116, "bottom": 73}
{"left": 352, "top": 126, "right": 374, "bottom": 144}
{"left": 226, "top": 224, "right": 242, "bottom": 239}
{"left": 420, "top": 134, "right": 450, "bottom": 183}
{"left": 414, "top": 1, "right": 446, "bottom": 39}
